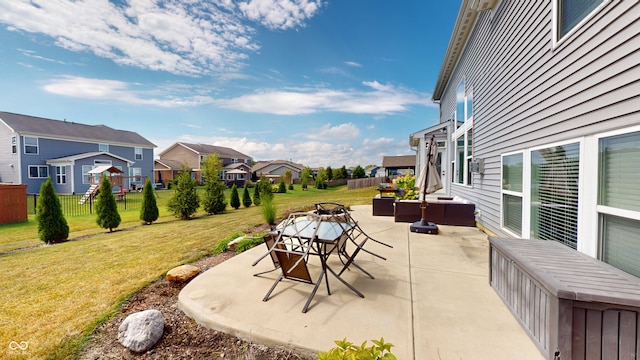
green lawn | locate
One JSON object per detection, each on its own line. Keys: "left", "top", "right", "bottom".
{"left": 0, "top": 185, "right": 377, "bottom": 359}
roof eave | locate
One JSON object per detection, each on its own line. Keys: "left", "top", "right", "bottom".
{"left": 432, "top": 0, "right": 480, "bottom": 101}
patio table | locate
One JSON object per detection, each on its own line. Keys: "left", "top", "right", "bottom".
{"left": 261, "top": 215, "right": 365, "bottom": 313}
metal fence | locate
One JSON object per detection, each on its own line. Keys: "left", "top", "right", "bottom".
{"left": 26, "top": 191, "right": 144, "bottom": 217}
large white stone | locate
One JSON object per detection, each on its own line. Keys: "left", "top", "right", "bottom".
{"left": 117, "top": 309, "right": 165, "bottom": 353}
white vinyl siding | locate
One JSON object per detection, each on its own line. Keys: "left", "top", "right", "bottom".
{"left": 598, "top": 130, "right": 640, "bottom": 277}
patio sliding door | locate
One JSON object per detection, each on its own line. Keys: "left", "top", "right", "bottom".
{"left": 598, "top": 131, "right": 640, "bottom": 277}
{"left": 530, "top": 143, "right": 580, "bottom": 249}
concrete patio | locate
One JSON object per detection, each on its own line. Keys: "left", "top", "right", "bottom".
{"left": 178, "top": 204, "right": 543, "bottom": 359}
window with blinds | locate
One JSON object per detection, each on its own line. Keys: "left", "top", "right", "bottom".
{"left": 599, "top": 131, "right": 640, "bottom": 277}
{"left": 557, "top": 0, "right": 603, "bottom": 39}
{"left": 531, "top": 143, "right": 580, "bottom": 249}
{"left": 502, "top": 153, "right": 523, "bottom": 235}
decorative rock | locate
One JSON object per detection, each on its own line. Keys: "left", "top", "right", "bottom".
{"left": 166, "top": 264, "right": 200, "bottom": 282}
{"left": 117, "top": 309, "right": 164, "bottom": 353}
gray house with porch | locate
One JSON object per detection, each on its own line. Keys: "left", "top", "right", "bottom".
{"left": 0, "top": 111, "right": 155, "bottom": 194}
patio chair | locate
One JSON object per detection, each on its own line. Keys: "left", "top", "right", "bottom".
{"left": 313, "top": 202, "right": 393, "bottom": 279}
{"left": 335, "top": 207, "right": 394, "bottom": 279}
{"left": 261, "top": 213, "right": 321, "bottom": 303}
{"left": 252, "top": 232, "right": 281, "bottom": 277}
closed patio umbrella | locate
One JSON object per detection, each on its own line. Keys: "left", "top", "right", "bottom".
{"left": 410, "top": 136, "right": 442, "bottom": 234}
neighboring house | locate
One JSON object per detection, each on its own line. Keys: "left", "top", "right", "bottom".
{"left": 381, "top": 155, "right": 415, "bottom": 176}
{"left": 427, "top": 0, "right": 640, "bottom": 277}
{"left": 252, "top": 160, "right": 304, "bottom": 182}
{"left": 0, "top": 111, "right": 155, "bottom": 194}
{"left": 155, "top": 142, "right": 252, "bottom": 187}
{"left": 364, "top": 165, "right": 380, "bottom": 178}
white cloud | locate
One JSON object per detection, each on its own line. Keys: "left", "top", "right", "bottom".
{"left": 238, "top": 0, "right": 323, "bottom": 30}
{"left": 215, "top": 81, "right": 435, "bottom": 115}
{"left": 43, "top": 76, "right": 215, "bottom": 107}
{"left": 345, "top": 61, "right": 361, "bottom": 67}
{"left": 306, "top": 123, "right": 360, "bottom": 140}
{"left": 0, "top": 1, "right": 320, "bottom": 76}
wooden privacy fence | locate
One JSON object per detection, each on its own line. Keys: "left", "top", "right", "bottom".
{"left": 347, "top": 176, "right": 394, "bottom": 190}
{"left": 0, "top": 184, "right": 28, "bottom": 224}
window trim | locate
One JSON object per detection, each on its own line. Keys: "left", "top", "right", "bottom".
{"left": 552, "top": 0, "right": 607, "bottom": 45}
{"left": 501, "top": 151, "right": 525, "bottom": 237}
{"left": 11, "top": 135, "right": 17, "bottom": 154}
{"left": 28, "top": 165, "right": 49, "bottom": 179}
{"left": 56, "top": 166, "right": 67, "bottom": 184}
{"left": 24, "top": 136, "right": 39, "bottom": 155}
{"left": 99, "top": 143, "right": 109, "bottom": 152}
{"left": 134, "top": 147, "right": 143, "bottom": 161}
{"left": 451, "top": 83, "right": 473, "bottom": 187}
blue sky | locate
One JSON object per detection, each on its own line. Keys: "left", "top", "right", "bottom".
{"left": 0, "top": 1, "right": 459, "bottom": 168}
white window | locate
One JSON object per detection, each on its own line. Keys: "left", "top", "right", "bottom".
{"left": 232, "top": 158, "right": 238, "bottom": 163}
{"left": 99, "top": 143, "right": 109, "bottom": 152}
{"left": 598, "top": 130, "right": 640, "bottom": 277}
{"left": 555, "top": 0, "right": 605, "bottom": 41}
{"left": 11, "top": 136, "right": 17, "bottom": 154}
{"left": 94, "top": 159, "right": 112, "bottom": 165}
{"left": 531, "top": 142, "right": 580, "bottom": 249}
{"left": 24, "top": 136, "right": 38, "bottom": 154}
{"left": 29, "top": 165, "right": 48, "bottom": 178}
{"left": 135, "top": 147, "right": 143, "bottom": 161}
{"left": 452, "top": 80, "right": 473, "bottom": 186}
{"left": 56, "top": 166, "right": 67, "bottom": 184}
{"left": 501, "top": 153, "right": 524, "bottom": 236}
{"left": 82, "top": 165, "right": 93, "bottom": 184}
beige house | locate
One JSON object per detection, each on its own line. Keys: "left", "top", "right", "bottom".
{"left": 154, "top": 142, "right": 252, "bottom": 187}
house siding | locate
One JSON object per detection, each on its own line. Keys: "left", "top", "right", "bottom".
{"left": 439, "top": 0, "right": 640, "bottom": 237}
{"left": 16, "top": 137, "right": 152, "bottom": 193}
{"left": 0, "top": 123, "right": 19, "bottom": 184}
{"left": 161, "top": 146, "right": 200, "bottom": 169}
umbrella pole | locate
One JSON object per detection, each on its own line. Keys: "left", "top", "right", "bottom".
{"left": 410, "top": 136, "right": 438, "bottom": 234}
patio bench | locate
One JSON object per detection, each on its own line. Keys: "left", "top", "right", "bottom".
{"left": 393, "top": 197, "right": 475, "bottom": 226}
{"left": 489, "top": 237, "right": 640, "bottom": 360}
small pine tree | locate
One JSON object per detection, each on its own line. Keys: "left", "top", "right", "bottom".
{"left": 95, "top": 176, "right": 121, "bottom": 232}
{"left": 203, "top": 180, "right": 226, "bottom": 214}
{"left": 278, "top": 179, "right": 287, "bottom": 193}
{"left": 253, "top": 183, "right": 261, "bottom": 206}
{"left": 167, "top": 166, "right": 200, "bottom": 219}
{"left": 230, "top": 184, "right": 240, "bottom": 209}
{"left": 288, "top": 183, "right": 294, "bottom": 191}
{"left": 36, "top": 177, "right": 69, "bottom": 244}
{"left": 242, "top": 184, "right": 252, "bottom": 208}
{"left": 140, "top": 178, "right": 159, "bottom": 224}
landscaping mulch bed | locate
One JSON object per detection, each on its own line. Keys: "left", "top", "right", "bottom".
{"left": 80, "top": 251, "right": 314, "bottom": 360}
